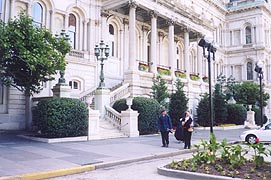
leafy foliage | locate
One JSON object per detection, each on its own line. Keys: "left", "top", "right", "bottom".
{"left": 232, "top": 82, "right": 269, "bottom": 107}
{"left": 169, "top": 79, "right": 188, "bottom": 126}
{"left": 32, "top": 98, "right": 88, "bottom": 138}
{"left": 196, "top": 93, "right": 211, "bottom": 127}
{"left": 213, "top": 84, "right": 228, "bottom": 124}
{"left": 151, "top": 75, "right": 169, "bottom": 107}
{"left": 227, "top": 104, "right": 247, "bottom": 125}
{"left": 0, "top": 13, "right": 71, "bottom": 95}
{"left": 112, "top": 97, "right": 160, "bottom": 135}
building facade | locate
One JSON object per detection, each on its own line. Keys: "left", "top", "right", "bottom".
{"left": 1, "top": 0, "right": 271, "bottom": 130}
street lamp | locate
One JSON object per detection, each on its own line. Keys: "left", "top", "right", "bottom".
{"left": 94, "top": 40, "right": 110, "bottom": 89}
{"left": 198, "top": 38, "right": 217, "bottom": 134}
{"left": 255, "top": 60, "right": 264, "bottom": 127}
{"left": 55, "top": 30, "right": 70, "bottom": 85}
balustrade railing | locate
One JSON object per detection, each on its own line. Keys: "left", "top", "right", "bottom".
{"left": 110, "top": 83, "right": 130, "bottom": 105}
{"left": 79, "top": 87, "right": 96, "bottom": 105}
{"left": 69, "top": 50, "right": 84, "bottom": 58}
{"left": 104, "top": 105, "right": 121, "bottom": 130}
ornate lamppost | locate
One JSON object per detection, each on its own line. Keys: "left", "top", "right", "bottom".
{"left": 94, "top": 40, "right": 110, "bottom": 89}
{"left": 55, "top": 30, "right": 70, "bottom": 85}
{"left": 198, "top": 38, "right": 217, "bottom": 134}
{"left": 255, "top": 60, "right": 264, "bottom": 127}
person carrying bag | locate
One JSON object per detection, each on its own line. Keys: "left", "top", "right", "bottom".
{"left": 181, "top": 111, "right": 193, "bottom": 149}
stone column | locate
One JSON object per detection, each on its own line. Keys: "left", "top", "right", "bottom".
{"left": 95, "top": 89, "right": 110, "bottom": 118}
{"left": 83, "top": 20, "right": 88, "bottom": 51}
{"left": 184, "top": 28, "right": 190, "bottom": 78}
{"left": 197, "top": 35, "right": 203, "bottom": 76}
{"left": 101, "top": 11, "right": 109, "bottom": 41}
{"left": 168, "top": 19, "right": 175, "bottom": 76}
{"left": 27, "top": 2, "right": 31, "bottom": 16}
{"left": 123, "top": 18, "right": 129, "bottom": 72}
{"left": 64, "top": 13, "right": 69, "bottom": 31}
{"left": 128, "top": 1, "right": 137, "bottom": 70}
{"left": 150, "top": 10, "right": 158, "bottom": 73}
{"left": 10, "top": 0, "right": 15, "bottom": 18}
{"left": 49, "top": 10, "right": 55, "bottom": 32}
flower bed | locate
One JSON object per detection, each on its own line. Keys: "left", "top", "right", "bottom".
{"left": 166, "top": 133, "right": 271, "bottom": 180}
{"left": 175, "top": 71, "right": 186, "bottom": 78}
{"left": 138, "top": 62, "right": 149, "bottom": 71}
{"left": 157, "top": 67, "right": 171, "bottom": 76}
{"left": 202, "top": 76, "right": 208, "bottom": 83}
{"left": 190, "top": 73, "right": 200, "bottom": 81}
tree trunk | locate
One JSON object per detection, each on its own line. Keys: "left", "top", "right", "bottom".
{"left": 25, "top": 92, "right": 32, "bottom": 130}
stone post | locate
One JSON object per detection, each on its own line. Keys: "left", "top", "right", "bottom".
{"left": 52, "top": 84, "right": 71, "bottom": 98}
{"left": 94, "top": 88, "right": 110, "bottom": 118}
{"left": 245, "top": 106, "right": 256, "bottom": 129}
{"left": 88, "top": 107, "right": 100, "bottom": 140}
{"left": 121, "top": 109, "right": 139, "bottom": 137}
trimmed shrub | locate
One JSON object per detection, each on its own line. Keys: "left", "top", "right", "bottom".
{"left": 197, "top": 93, "right": 211, "bottom": 127}
{"left": 32, "top": 98, "right": 88, "bottom": 138}
{"left": 213, "top": 84, "right": 228, "bottom": 124}
{"left": 227, "top": 104, "right": 247, "bottom": 125}
{"left": 113, "top": 97, "right": 160, "bottom": 135}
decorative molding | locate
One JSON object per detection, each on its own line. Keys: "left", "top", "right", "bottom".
{"left": 142, "top": 25, "right": 150, "bottom": 31}
{"left": 129, "top": 0, "right": 137, "bottom": 9}
{"left": 123, "top": 18, "right": 129, "bottom": 25}
{"left": 149, "top": 10, "right": 158, "bottom": 18}
{"left": 158, "top": 31, "right": 164, "bottom": 37}
{"left": 167, "top": 19, "right": 175, "bottom": 26}
{"left": 101, "top": 10, "right": 110, "bottom": 17}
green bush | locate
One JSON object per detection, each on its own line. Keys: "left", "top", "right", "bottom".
{"left": 32, "top": 98, "right": 88, "bottom": 138}
{"left": 227, "top": 104, "right": 247, "bottom": 125}
{"left": 112, "top": 97, "right": 160, "bottom": 135}
{"left": 196, "top": 93, "right": 211, "bottom": 127}
{"left": 213, "top": 84, "right": 228, "bottom": 124}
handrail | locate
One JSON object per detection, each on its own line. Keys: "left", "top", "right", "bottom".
{"left": 104, "top": 105, "right": 121, "bottom": 130}
{"left": 110, "top": 83, "right": 130, "bottom": 105}
{"left": 79, "top": 86, "right": 97, "bottom": 103}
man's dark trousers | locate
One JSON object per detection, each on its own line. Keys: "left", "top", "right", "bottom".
{"left": 161, "top": 131, "right": 169, "bottom": 146}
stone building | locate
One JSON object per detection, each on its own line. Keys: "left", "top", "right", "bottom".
{"left": 1, "top": 0, "right": 271, "bottom": 130}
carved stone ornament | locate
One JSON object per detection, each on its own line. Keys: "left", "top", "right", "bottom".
{"left": 167, "top": 19, "right": 175, "bottom": 26}
{"left": 149, "top": 10, "right": 158, "bottom": 18}
{"left": 129, "top": 0, "right": 137, "bottom": 9}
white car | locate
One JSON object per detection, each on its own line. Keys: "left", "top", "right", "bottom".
{"left": 240, "top": 122, "right": 271, "bottom": 144}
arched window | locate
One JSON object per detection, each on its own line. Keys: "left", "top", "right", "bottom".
{"left": 245, "top": 26, "right": 252, "bottom": 44}
{"left": 109, "top": 24, "right": 115, "bottom": 57}
{"left": 247, "top": 62, "right": 253, "bottom": 80}
{"left": 68, "top": 14, "right": 76, "bottom": 49}
{"left": 69, "top": 80, "right": 81, "bottom": 90}
{"left": 32, "top": 2, "right": 43, "bottom": 28}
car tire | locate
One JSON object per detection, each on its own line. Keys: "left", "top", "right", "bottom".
{"left": 246, "top": 134, "right": 257, "bottom": 144}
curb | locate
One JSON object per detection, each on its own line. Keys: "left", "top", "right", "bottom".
{"left": 0, "top": 165, "right": 95, "bottom": 180}
{"left": 157, "top": 166, "right": 243, "bottom": 180}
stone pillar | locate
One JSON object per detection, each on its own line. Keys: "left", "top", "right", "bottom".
{"left": 83, "top": 20, "right": 88, "bottom": 51}
{"left": 95, "top": 89, "right": 110, "bottom": 118}
{"left": 184, "top": 28, "right": 190, "bottom": 78}
{"left": 197, "top": 35, "right": 203, "bottom": 76}
{"left": 88, "top": 108, "right": 100, "bottom": 140}
{"left": 52, "top": 84, "right": 71, "bottom": 98}
{"left": 64, "top": 13, "right": 69, "bottom": 31}
{"left": 168, "top": 19, "right": 175, "bottom": 76}
{"left": 27, "top": 2, "right": 31, "bottom": 16}
{"left": 245, "top": 106, "right": 257, "bottom": 129}
{"left": 150, "top": 10, "right": 158, "bottom": 73}
{"left": 128, "top": 1, "right": 137, "bottom": 70}
{"left": 101, "top": 11, "right": 109, "bottom": 41}
{"left": 123, "top": 18, "right": 129, "bottom": 72}
{"left": 121, "top": 109, "right": 139, "bottom": 137}
{"left": 49, "top": 10, "right": 55, "bottom": 32}
{"left": 10, "top": 0, "right": 15, "bottom": 18}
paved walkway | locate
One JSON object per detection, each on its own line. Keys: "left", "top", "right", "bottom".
{"left": 0, "top": 128, "right": 245, "bottom": 179}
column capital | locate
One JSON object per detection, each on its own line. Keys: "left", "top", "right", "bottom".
{"left": 129, "top": 0, "right": 138, "bottom": 9}
{"left": 101, "top": 10, "right": 110, "bottom": 17}
{"left": 184, "top": 26, "right": 190, "bottom": 33}
{"left": 123, "top": 18, "right": 129, "bottom": 25}
{"left": 167, "top": 19, "right": 175, "bottom": 26}
{"left": 149, "top": 10, "right": 158, "bottom": 18}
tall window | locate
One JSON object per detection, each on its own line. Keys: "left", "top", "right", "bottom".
{"left": 109, "top": 24, "right": 115, "bottom": 57}
{"left": 32, "top": 2, "right": 43, "bottom": 28}
{"left": 68, "top": 14, "right": 76, "bottom": 49}
{"left": 245, "top": 26, "right": 252, "bottom": 44}
{"left": 247, "top": 62, "right": 253, "bottom": 80}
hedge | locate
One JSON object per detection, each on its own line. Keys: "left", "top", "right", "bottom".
{"left": 32, "top": 97, "right": 88, "bottom": 138}
{"left": 113, "top": 97, "right": 160, "bottom": 135}
{"left": 227, "top": 104, "right": 247, "bottom": 125}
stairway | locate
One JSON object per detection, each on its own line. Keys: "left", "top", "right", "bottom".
{"left": 88, "top": 119, "right": 128, "bottom": 140}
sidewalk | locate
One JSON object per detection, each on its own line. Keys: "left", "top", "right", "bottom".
{"left": 0, "top": 128, "right": 245, "bottom": 179}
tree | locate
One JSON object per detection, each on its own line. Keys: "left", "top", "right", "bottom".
{"left": 151, "top": 75, "right": 169, "bottom": 107}
{"left": 232, "top": 82, "right": 269, "bottom": 107}
{"left": 0, "top": 13, "right": 71, "bottom": 129}
{"left": 197, "top": 93, "right": 211, "bottom": 127}
{"left": 169, "top": 79, "right": 188, "bottom": 126}
{"left": 213, "top": 83, "right": 228, "bottom": 124}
